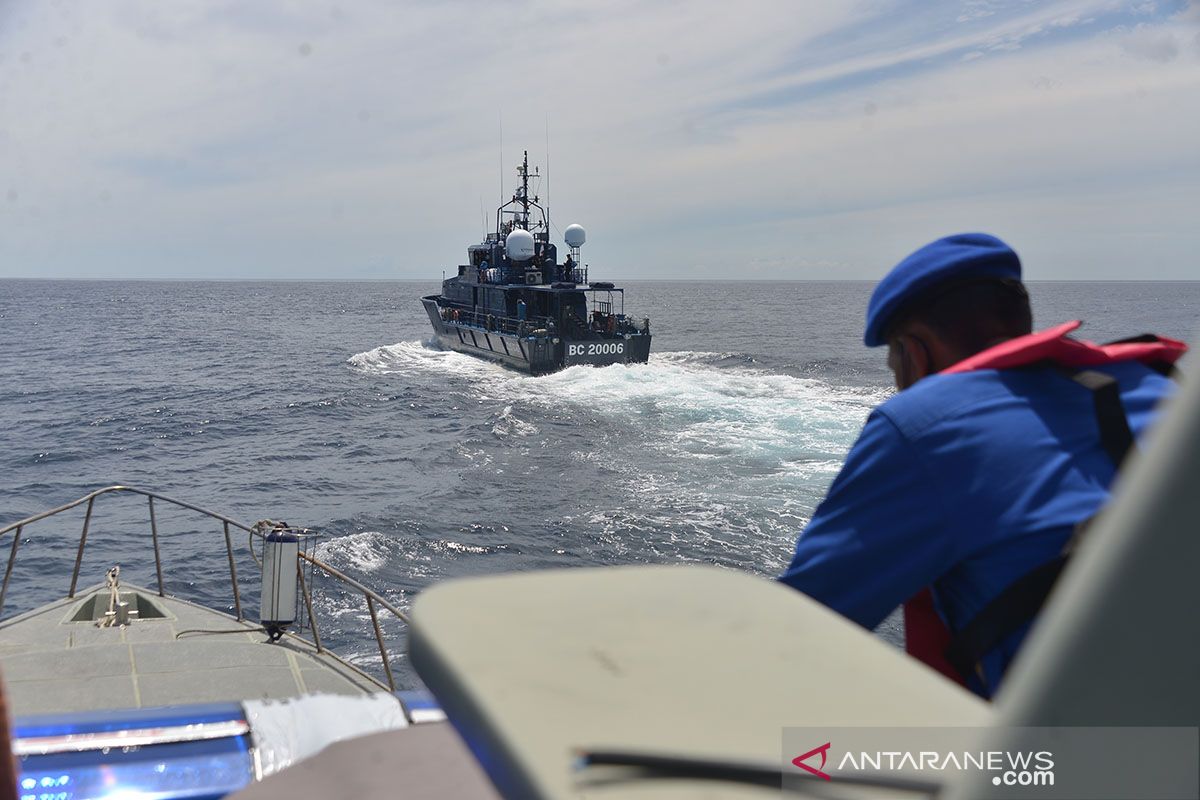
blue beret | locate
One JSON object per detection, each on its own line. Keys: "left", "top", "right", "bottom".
{"left": 863, "top": 232, "right": 1022, "bottom": 347}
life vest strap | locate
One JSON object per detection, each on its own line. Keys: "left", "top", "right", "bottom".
{"left": 942, "top": 555, "right": 1065, "bottom": 685}
{"left": 939, "top": 361, "right": 1149, "bottom": 687}
{"left": 1065, "top": 368, "right": 1137, "bottom": 467}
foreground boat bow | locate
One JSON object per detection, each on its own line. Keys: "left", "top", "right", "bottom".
{"left": 0, "top": 486, "right": 440, "bottom": 799}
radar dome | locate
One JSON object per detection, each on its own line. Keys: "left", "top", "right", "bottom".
{"left": 505, "top": 228, "right": 535, "bottom": 261}
{"left": 564, "top": 224, "right": 586, "bottom": 248}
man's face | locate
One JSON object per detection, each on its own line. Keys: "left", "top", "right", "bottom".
{"left": 885, "top": 328, "right": 934, "bottom": 391}
{"left": 886, "top": 339, "right": 906, "bottom": 391}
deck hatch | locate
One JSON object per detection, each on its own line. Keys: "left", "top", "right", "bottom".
{"left": 69, "top": 591, "right": 167, "bottom": 622}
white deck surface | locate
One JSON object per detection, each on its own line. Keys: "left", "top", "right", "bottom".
{"left": 0, "top": 582, "right": 381, "bottom": 716}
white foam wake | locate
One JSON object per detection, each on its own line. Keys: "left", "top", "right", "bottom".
{"left": 492, "top": 404, "right": 538, "bottom": 437}
{"left": 348, "top": 341, "right": 885, "bottom": 476}
{"left": 348, "top": 339, "right": 508, "bottom": 382}
{"left": 522, "top": 354, "right": 886, "bottom": 464}
{"left": 314, "top": 530, "right": 392, "bottom": 574}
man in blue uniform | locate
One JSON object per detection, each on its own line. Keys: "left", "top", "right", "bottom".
{"left": 778, "top": 233, "right": 1181, "bottom": 698}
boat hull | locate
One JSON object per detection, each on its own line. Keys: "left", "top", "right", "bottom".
{"left": 422, "top": 297, "right": 650, "bottom": 376}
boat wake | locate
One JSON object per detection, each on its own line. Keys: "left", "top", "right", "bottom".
{"left": 314, "top": 530, "right": 393, "bottom": 574}
{"left": 347, "top": 338, "right": 502, "bottom": 380}
{"left": 492, "top": 405, "right": 539, "bottom": 438}
{"left": 346, "top": 342, "right": 885, "bottom": 573}
{"left": 349, "top": 342, "right": 885, "bottom": 466}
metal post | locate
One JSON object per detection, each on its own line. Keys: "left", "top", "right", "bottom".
{"left": 223, "top": 521, "right": 243, "bottom": 621}
{"left": 69, "top": 497, "right": 96, "bottom": 597}
{"left": 297, "top": 563, "right": 322, "bottom": 652}
{"left": 366, "top": 595, "right": 395, "bottom": 690}
{"left": 148, "top": 497, "right": 165, "bottom": 596}
{"left": 0, "top": 526, "right": 23, "bottom": 617}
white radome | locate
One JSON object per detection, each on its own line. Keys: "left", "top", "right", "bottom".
{"left": 505, "top": 228, "right": 536, "bottom": 261}
{"left": 564, "top": 224, "right": 586, "bottom": 248}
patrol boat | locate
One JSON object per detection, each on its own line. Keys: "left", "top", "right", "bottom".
{"left": 422, "top": 151, "right": 651, "bottom": 375}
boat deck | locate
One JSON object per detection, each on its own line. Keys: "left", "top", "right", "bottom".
{"left": 0, "top": 582, "right": 380, "bottom": 716}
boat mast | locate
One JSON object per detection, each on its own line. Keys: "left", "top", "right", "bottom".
{"left": 494, "top": 151, "right": 543, "bottom": 236}
{"left": 517, "top": 150, "right": 531, "bottom": 229}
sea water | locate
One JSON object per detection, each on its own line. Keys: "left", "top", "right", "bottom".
{"left": 2, "top": 279, "right": 1197, "bottom": 686}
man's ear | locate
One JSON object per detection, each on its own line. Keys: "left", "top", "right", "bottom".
{"left": 906, "top": 320, "right": 964, "bottom": 375}
{"left": 895, "top": 332, "right": 932, "bottom": 386}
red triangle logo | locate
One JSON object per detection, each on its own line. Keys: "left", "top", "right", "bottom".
{"left": 791, "top": 742, "right": 832, "bottom": 781}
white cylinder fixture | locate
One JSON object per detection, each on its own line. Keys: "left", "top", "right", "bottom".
{"left": 505, "top": 228, "right": 536, "bottom": 261}
{"left": 260, "top": 529, "right": 300, "bottom": 641}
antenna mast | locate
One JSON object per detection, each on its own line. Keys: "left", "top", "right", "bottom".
{"left": 516, "top": 150, "right": 533, "bottom": 229}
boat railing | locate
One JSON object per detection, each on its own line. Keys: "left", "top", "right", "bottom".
{"left": 560, "top": 310, "right": 647, "bottom": 339}
{"left": 441, "top": 306, "right": 557, "bottom": 337}
{"left": 0, "top": 485, "right": 408, "bottom": 692}
{"left": 612, "top": 316, "right": 647, "bottom": 335}
{"left": 475, "top": 266, "right": 588, "bottom": 285}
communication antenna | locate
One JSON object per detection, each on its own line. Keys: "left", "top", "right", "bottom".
{"left": 498, "top": 112, "right": 504, "bottom": 209}
{"left": 545, "top": 114, "right": 551, "bottom": 235}
{"left": 564, "top": 223, "right": 586, "bottom": 265}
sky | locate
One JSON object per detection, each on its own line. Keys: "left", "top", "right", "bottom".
{"left": 1, "top": 0, "right": 1198, "bottom": 280}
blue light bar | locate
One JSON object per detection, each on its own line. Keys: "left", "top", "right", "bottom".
{"left": 18, "top": 736, "right": 251, "bottom": 800}
{"left": 395, "top": 689, "right": 446, "bottom": 724}
{"left": 14, "top": 703, "right": 246, "bottom": 739}
{"left": 15, "top": 703, "right": 253, "bottom": 800}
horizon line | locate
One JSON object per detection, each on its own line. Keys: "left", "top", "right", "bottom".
{"left": 3, "top": 277, "right": 1199, "bottom": 284}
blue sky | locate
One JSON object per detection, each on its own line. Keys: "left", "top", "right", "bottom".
{"left": 1, "top": 0, "right": 1197, "bottom": 279}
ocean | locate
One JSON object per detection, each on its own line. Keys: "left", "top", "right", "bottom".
{"left": 2, "top": 279, "right": 1197, "bottom": 687}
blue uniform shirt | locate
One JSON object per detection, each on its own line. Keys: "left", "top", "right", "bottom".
{"left": 779, "top": 361, "right": 1174, "bottom": 696}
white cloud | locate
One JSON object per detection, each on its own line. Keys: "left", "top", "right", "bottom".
{"left": 738, "top": 0, "right": 1112, "bottom": 104}
{"left": 1120, "top": 22, "right": 1182, "bottom": 60}
{"left": 0, "top": 0, "right": 1197, "bottom": 279}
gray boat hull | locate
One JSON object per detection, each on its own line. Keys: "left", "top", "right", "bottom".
{"left": 422, "top": 297, "right": 650, "bottom": 376}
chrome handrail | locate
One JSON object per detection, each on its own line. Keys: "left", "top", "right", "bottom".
{"left": 0, "top": 486, "right": 409, "bottom": 690}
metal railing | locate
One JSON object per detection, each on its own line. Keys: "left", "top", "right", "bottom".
{"left": 444, "top": 306, "right": 647, "bottom": 339}
{"left": 474, "top": 266, "right": 588, "bottom": 285}
{"left": 440, "top": 306, "right": 557, "bottom": 337}
{"left": 0, "top": 486, "right": 409, "bottom": 691}
{"left": 559, "top": 310, "right": 648, "bottom": 340}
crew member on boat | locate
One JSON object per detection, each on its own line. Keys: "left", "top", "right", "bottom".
{"left": 778, "top": 233, "right": 1185, "bottom": 698}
